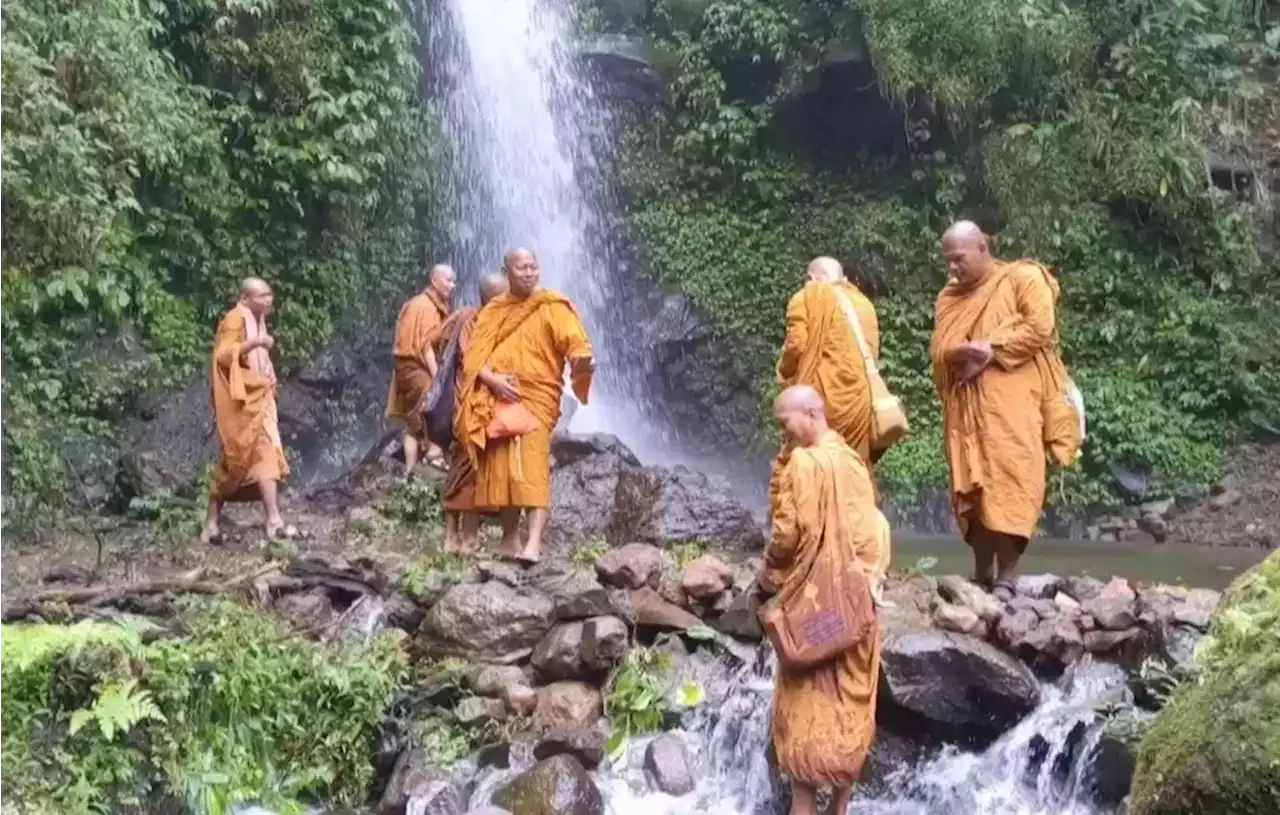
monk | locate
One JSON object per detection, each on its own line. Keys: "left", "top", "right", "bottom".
{"left": 386, "top": 264, "right": 456, "bottom": 474}
{"left": 422, "top": 272, "right": 509, "bottom": 553}
{"left": 775, "top": 256, "right": 881, "bottom": 467}
{"left": 201, "top": 278, "right": 291, "bottom": 544}
{"left": 763, "top": 385, "right": 889, "bottom": 815}
{"left": 930, "top": 220, "right": 1072, "bottom": 601}
{"left": 455, "top": 248, "right": 595, "bottom": 564}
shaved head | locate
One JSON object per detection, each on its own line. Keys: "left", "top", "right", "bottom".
{"left": 940, "top": 220, "right": 995, "bottom": 285}
{"left": 240, "top": 277, "right": 271, "bottom": 297}
{"left": 503, "top": 247, "right": 540, "bottom": 298}
{"left": 773, "top": 384, "right": 829, "bottom": 446}
{"left": 806, "top": 256, "right": 845, "bottom": 283}
{"left": 479, "top": 271, "right": 508, "bottom": 305}
{"left": 239, "top": 277, "right": 274, "bottom": 317}
{"left": 428, "top": 263, "right": 457, "bottom": 301}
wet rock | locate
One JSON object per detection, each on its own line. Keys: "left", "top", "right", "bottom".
{"left": 1086, "top": 730, "right": 1138, "bottom": 806}
{"left": 478, "top": 560, "right": 526, "bottom": 588}
{"left": 533, "top": 726, "right": 606, "bottom": 769}
{"left": 596, "top": 543, "right": 663, "bottom": 590}
{"left": 644, "top": 732, "right": 696, "bottom": 796}
{"left": 1017, "top": 616, "right": 1085, "bottom": 675}
{"left": 620, "top": 586, "right": 703, "bottom": 631}
{"left": 531, "top": 568, "right": 620, "bottom": 622}
{"left": 533, "top": 681, "right": 603, "bottom": 730}
{"left": 532, "top": 622, "right": 586, "bottom": 681}
{"left": 1082, "top": 596, "right": 1137, "bottom": 631}
{"left": 712, "top": 586, "right": 765, "bottom": 640}
{"left": 492, "top": 754, "right": 603, "bottom": 815}
{"left": 548, "top": 433, "right": 637, "bottom": 544}
{"left": 1016, "top": 574, "right": 1065, "bottom": 600}
{"left": 879, "top": 627, "right": 1040, "bottom": 743}
{"left": 615, "top": 465, "right": 765, "bottom": 551}
{"left": 932, "top": 602, "right": 984, "bottom": 636}
{"left": 580, "top": 616, "right": 628, "bottom": 671}
{"left": 419, "top": 581, "right": 554, "bottom": 664}
{"left": 379, "top": 747, "right": 467, "bottom": 815}
{"left": 996, "top": 607, "right": 1040, "bottom": 647}
{"left": 680, "top": 554, "right": 735, "bottom": 602}
{"left": 936, "top": 575, "right": 1004, "bottom": 624}
{"left": 1084, "top": 628, "right": 1143, "bottom": 654}
{"left": 471, "top": 665, "right": 528, "bottom": 697}
{"left": 1172, "top": 589, "right": 1219, "bottom": 630}
{"left": 387, "top": 593, "right": 426, "bottom": 632}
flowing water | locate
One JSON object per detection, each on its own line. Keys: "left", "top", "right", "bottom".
{"left": 598, "top": 648, "right": 1129, "bottom": 815}
{"left": 432, "top": 0, "right": 676, "bottom": 462}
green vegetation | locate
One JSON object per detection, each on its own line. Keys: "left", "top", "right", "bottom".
{"left": 0, "top": 599, "right": 408, "bottom": 814}
{"left": 1, "top": 0, "right": 438, "bottom": 534}
{"left": 603, "top": 636, "right": 705, "bottom": 761}
{"left": 569, "top": 537, "right": 612, "bottom": 571}
{"left": 1129, "top": 551, "right": 1280, "bottom": 814}
{"left": 603, "top": 0, "right": 1279, "bottom": 507}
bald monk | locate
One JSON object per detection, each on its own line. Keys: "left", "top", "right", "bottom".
{"left": 931, "top": 221, "right": 1073, "bottom": 601}
{"left": 201, "top": 278, "right": 291, "bottom": 543}
{"left": 456, "top": 248, "right": 595, "bottom": 564}
{"left": 386, "top": 264, "right": 456, "bottom": 474}
{"left": 422, "top": 272, "right": 509, "bottom": 553}
{"left": 764, "top": 385, "right": 890, "bottom": 815}
{"left": 776, "top": 256, "right": 882, "bottom": 467}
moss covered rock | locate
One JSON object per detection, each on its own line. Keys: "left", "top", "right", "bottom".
{"left": 1128, "top": 552, "right": 1280, "bottom": 815}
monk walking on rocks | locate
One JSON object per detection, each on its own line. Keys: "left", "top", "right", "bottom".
{"left": 423, "top": 272, "right": 509, "bottom": 553}
{"left": 776, "top": 256, "right": 882, "bottom": 468}
{"left": 455, "top": 248, "right": 595, "bottom": 565}
{"left": 201, "top": 278, "right": 291, "bottom": 544}
{"left": 764, "top": 385, "right": 889, "bottom": 815}
{"left": 930, "top": 221, "right": 1080, "bottom": 601}
{"left": 386, "top": 263, "right": 456, "bottom": 474}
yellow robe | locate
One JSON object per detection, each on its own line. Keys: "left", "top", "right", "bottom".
{"left": 776, "top": 280, "right": 881, "bottom": 466}
{"left": 929, "top": 260, "right": 1061, "bottom": 541}
{"left": 765, "top": 429, "right": 887, "bottom": 786}
{"left": 386, "top": 289, "right": 450, "bottom": 439}
{"left": 455, "top": 289, "right": 593, "bottom": 510}
{"left": 209, "top": 306, "right": 289, "bottom": 502}
{"left": 425, "top": 306, "right": 480, "bottom": 512}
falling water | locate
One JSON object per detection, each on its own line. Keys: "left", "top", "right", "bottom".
{"left": 433, "top": 0, "right": 673, "bottom": 461}
{"left": 599, "top": 648, "right": 1128, "bottom": 815}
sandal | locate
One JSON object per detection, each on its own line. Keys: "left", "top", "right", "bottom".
{"left": 992, "top": 579, "right": 1017, "bottom": 603}
{"left": 970, "top": 574, "right": 995, "bottom": 593}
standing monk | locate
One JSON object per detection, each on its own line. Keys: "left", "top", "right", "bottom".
{"left": 386, "top": 264, "right": 456, "bottom": 474}
{"left": 455, "top": 248, "right": 595, "bottom": 565}
{"left": 201, "top": 278, "right": 290, "bottom": 544}
{"left": 422, "top": 272, "right": 509, "bottom": 553}
{"left": 764, "top": 385, "right": 889, "bottom": 815}
{"left": 930, "top": 221, "right": 1073, "bottom": 600}
{"left": 776, "top": 256, "right": 882, "bottom": 468}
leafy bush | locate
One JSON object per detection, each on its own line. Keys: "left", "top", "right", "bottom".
{"left": 1, "top": 599, "right": 408, "bottom": 814}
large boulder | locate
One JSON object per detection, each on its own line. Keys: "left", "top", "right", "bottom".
{"left": 1128, "top": 552, "right": 1280, "bottom": 815}
{"left": 878, "top": 625, "right": 1041, "bottom": 745}
{"left": 546, "top": 432, "right": 763, "bottom": 550}
{"left": 418, "top": 582, "right": 554, "bottom": 663}
{"left": 491, "top": 754, "right": 604, "bottom": 815}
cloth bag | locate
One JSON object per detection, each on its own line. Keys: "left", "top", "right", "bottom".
{"left": 759, "top": 557, "right": 876, "bottom": 669}
{"left": 487, "top": 399, "right": 539, "bottom": 440}
{"left": 422, "top": 333, "right": 461, "bottom": 448}
{"left": 833, "top": 288, "right": 909, "bottom": 451}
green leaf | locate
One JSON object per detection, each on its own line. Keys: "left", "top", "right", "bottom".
{"left": 605, "top": 730, "right": 629, "bottom": 764}
{"left": 676, "top": 681, "right": 706, "bottom": 708}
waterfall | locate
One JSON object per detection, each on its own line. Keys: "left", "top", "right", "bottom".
{"left": 432, "top": 0, "right": 672, "bottom": 461}
{"left": 599, "top": 648, "right": 1128, "bottom": 815}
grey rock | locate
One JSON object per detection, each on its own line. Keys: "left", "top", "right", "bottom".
{"left": 492, "top": 754, "right": 603, "bottom": 815}
{"left": 619, "top": 586, "right": 703, "bottom": 631}
{"left": 644, "top": 732, "right": 696, "bottom": 796}
{"left": 1017, "top": 616, "right": 1085, "bottom": 674}
{"left": 1137, "top": 512, "right": 1169, "bottom": 542}
{"left": 533, "top": 682, "right": 603, "bottom": 731}
{"left": 1015, "top": 573, "right": 1065, "bottom": 600}
{"left": 533, "top": 726, "right": 606, "bottom": 770}
{"left": 596, "top": 543, "right": 664, "bottom": 590}
{"left": 471, "top": 665, "right": 527, "bottom": 697}
{"left": 1083, "top": 628, "right": 1143, "bottom": 654}
{"left": 580, "top": 616, "right": 629, "bottom": 671}
{"left": 1082, "top": 596, "right": 1137, "bottom": 631}
{"left": 712, "top": 586, "right": 765, "bottom": 640}
{"left": 1065, "top": 575, "right": 1106, "bottom": 602}
{"left": 274, "top": 588, "right": 335, "bottom": 630}
{"left": 1140, "top": 498, "right": 1176, "bottom": 518}
{"left": 532, "top": 622, "right": 586, "bottom": 681}
{"left": 528, "top": 568, "right": 620, "bottom": 621}
{"left": 419, "top": 581, "right": 554, "bottom": 664}
{"left": 932, "top": 602, "right": 984, "bottom": 636}
{"left": 454, "top": 696, "right": 504, "bottom": 727}
{"left": 379, "top": 747, "right": 467, "bottom": 815}
{"left": 936, "top": 575, "right": 1004, "bottom": 623}
{"left": 615, "top": 464, "right": 765, "bottom": 551}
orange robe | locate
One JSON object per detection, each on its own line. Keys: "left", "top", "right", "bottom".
{"left": 424, "top": 306, "right": 480, "bottom": 512}
{"left": 385, "top": 290, "right": 450, "bottom": 439}
{"left": 209, "top": 306, "right": 289, "bottom": 502}
{"left": 776, "top": 280, "right": 881, "bottom": 466}
{"left": 455, "top": 289, "right": 593, "bottom": 510}
{"left": 929, "top": 260, "right": 1062, "bottom": 542}
{"left": 765, "top": 429, "right": 886, "bottom": 786}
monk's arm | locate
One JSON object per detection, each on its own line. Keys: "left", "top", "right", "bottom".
{"left": 762, "top": 457, "right": 801, "bottom": 591}
{"left": 424, "top": 346, "right": 439, "bottom": 378}
{"left": 864, "top": 305, "right": 881, "bottom": 364}
{"left": 984, "top": 270, "right": 1055, "bottom": 370}
{"left": 548, "top": 302, "right": 593, "bottom": 362}
{"left": 775, "top": 293, "right": 807, "bottom": 384}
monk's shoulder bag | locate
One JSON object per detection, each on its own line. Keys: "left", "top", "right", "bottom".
{"left": 833, "top": 287, "right": 909, "bottom": 452}
{"left": 422, "top": 333, "right": 461, "bottom": 448}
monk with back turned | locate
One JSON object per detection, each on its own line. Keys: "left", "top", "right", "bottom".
{"left": 422, "top": 272, "right": 509, "bottom": 553}
{"left": 201, "top": 278, "right": 291, "bottom": 544}
{"left": 930, "top": 221, "right": 1079, "bottom": 600}
{"left": 455, "top": 248, "right": 595, "bottom": 564}
{"left": 386, "top": 264, "right": 456, "bottom": 474}
{"left": 764, "top": 385, "right": 890, "bottom": 815}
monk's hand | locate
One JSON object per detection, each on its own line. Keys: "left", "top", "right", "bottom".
{"left": 569, "top": 355, "right": 595, "bottom": 376}
{"left": 257, "top": 333, "right": 276, "bottom": 352}
{"left": 488, "top": 373, "right": 521, "bottom": 402}
{"left": 953, "top": 340, "right": 993, "bottom": 385}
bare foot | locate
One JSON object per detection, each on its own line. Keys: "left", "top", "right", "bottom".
{"left": 458, "top": 538, "right": 480, "bottom": 555}
{"left": 443, "top": 537, "right": 461, "bottom": 554}
{"left": 200, "top": 523, "right": 222, "bottom": 546}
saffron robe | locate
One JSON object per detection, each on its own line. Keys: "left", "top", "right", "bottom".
{"left": 776, "top": 280, "right": 881, "bottom": 466}
{"left": 386, "top": 289, "right": 450, "bottom": 439}
{"left": 209, "top": 305, "right": 289, "bottom": 502}
{"left": 766, "top": 429, "right": 887, "bottom": 786}
{"left": 929, "top": 260, "right": 1061, "bottom": 541}
{"left": 425, "top": 306, "right": 481, "bottom": 512}
{"left": 455, "top": 289, "right": 593, "bottom": 510}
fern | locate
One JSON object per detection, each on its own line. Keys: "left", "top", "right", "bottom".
{"left": 1, "top": 618, "right": 152, "bottom": 675}
{"left": 68, "top": 679, "right": 166, "bottom": 741}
